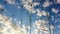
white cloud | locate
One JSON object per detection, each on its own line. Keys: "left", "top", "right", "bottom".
{"left": 0, "top": 15, "right": 30, "bottom": 34}
{"left": 36, "top": 9, "right": 42, "bottom": 17}
{"left": 58, "top": 25, "right": 60, "bottom": 28}
{"left": 21, "top": 0, "right": 50, "bottom": 17}
{"left": 17, "top": 5, "right": 21, "bottom": 9}
{"left": 43, "top": 1, "right": 52, "bottom": 7}
{"left": 22, "top": 25, "right": 25, "bottom": 29}
{"left": 50, "top": 25, "right": 55, "bottom": 29}
{"left": 35, "top": 20, "right": 41, "bottom": 27}
{"left": 17, "top": 21, "right": 21, "bottom": 25}
{"left": 24, "top": 4, "right": 32, "bottom": 10}
{"left": 26, "top": 0, "right": 32, "bottom": 3}
{"left": 42, "top": 10, "right": 49, "bottom": 16}
{"left": 0, "top": 4, "right": 4, "bottom": 11}
{"left": 52, "top": 8, "right": 59, "bottom": 14}
{"left": 27, "top": 26, "right": 30, "bottom": 29}
{"left": 36, "top": 10, "right": 48, "bottom": 18}
{"left": 5, "top": 0, "right": 16, "bottom": 4}
{"left": 21, "top": 0, "right": 39, "bottom": 14}
{"left": 31, "top": 9, "right": 37, "bottom": 13}
{"left": 56, "top": 0, "right": 60, "bottom": 4}
{"left": 33, "top": 29, "right": 39, "bottom": 34}
{"left": 33, "top": 2, "right": 39, "bottom": 6}
{"left": 32, "top": 19, "right": 50, "bottom": 34}
{"left": 42, "top": 20, "right": 46, "bottom": 23}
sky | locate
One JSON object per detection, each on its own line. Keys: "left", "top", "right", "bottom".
{"left": 0, "top": 0, "right": 60, "bottom": 34}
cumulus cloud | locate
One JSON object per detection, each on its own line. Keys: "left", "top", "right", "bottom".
{"left": 43, "top": 1, "right": 52, "bottom": 7}
{"left": 33, "top": 29, "right": 39, "bottom": 34}
{"left": 34, "top": 19, "right": 49, "bottom": 34}
{"left": 52, "top": 8, "right": 59, "bottom": 14}
{"left": 42, "top": 10, "right": 49, "bottom": 16}
{"left": 21, "top": 0, "right": 40, "bottom": 14}
{"left": 36, "top": 9, "right": 49, "bottom": 18}
{"left": 33, "top": 2, "right": 39, "bottom": 6}
{"left": 21, "top": 0, "right": 50, "bottom": 18}
{"left": 35, "top": 20, "right": 41, "bottom": 27}
{"left": 5, "top": 0, "right": 16, "bottom": 4}
{"left": 0, "top": 14, "right": 30, "bottom": 34}
{"left": 36, "top": 9, "right": 42, "bottom": 17}
{"left": 0, "top": 0, "right": 53, "bottom": 34}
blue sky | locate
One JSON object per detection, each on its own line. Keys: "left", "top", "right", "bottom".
{"left": 0, "top": 0, "right": 60, "bottom": 34}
